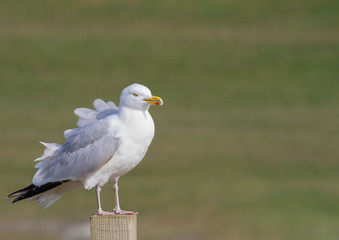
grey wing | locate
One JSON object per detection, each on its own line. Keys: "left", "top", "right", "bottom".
{"left": 33, "top": 118, "right": 120, "bottom": 186}
{"left": 73, "top": 99, "right": 118, "bottom": 127}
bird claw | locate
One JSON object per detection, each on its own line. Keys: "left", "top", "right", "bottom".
{"left": 96, "top": 210, "right": 138, "bottom": 215}
{"left": 96, "top": 210, "right": 117, "bottom": 216}
{"left": 114, "top": 208, "right": 138, "bottom": 215}
{"left": 116, "top": 210, "right": 138, "bottom": 215}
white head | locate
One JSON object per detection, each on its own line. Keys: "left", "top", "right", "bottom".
{"left": 119, "top": 83, "right": 163, "bottom": 111}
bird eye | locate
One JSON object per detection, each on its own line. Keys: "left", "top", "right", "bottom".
{"left": 133, "top": 93, "right": 138, "bottom": 97}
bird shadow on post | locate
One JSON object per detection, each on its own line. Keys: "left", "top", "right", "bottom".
{"left": 90, "top": 215, "right": 137, "bottom": 240}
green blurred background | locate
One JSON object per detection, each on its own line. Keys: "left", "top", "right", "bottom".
{"left": 1, "top": 0, "right": 339, "bottom": 239}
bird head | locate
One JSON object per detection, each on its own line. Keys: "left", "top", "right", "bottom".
{"left": 119, "top": 83, "right": 163, "bottom": 111}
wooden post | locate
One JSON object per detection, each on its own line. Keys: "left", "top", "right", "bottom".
{"left": 90, "top": 215, "right": 137, "bottom": 240}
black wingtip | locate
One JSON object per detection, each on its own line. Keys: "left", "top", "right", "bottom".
{"left": 7, "top": 184, "right": 35, "bottom": 199}
{"left": 12, "top": 196, "right": 24, "bottom": 204}
{"left": 8, "top": 181, "right": 69, "bottom": 204}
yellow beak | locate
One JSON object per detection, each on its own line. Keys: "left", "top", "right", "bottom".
{"left": 144, "top": 96, "right": 163, "bottom": 106}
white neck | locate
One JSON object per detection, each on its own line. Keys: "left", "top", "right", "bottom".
{"left": 118, "top": 106, "right": 150, "bottom": 122}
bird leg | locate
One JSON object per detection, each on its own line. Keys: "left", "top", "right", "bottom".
{"left": 113, "top": 179, "right": 138, "bottom": 215}
{"left": 112, "top": 180, "right": 121, "bottom": 213}
{"left": 96, "top": 186, "right": 115, "bottom": 215}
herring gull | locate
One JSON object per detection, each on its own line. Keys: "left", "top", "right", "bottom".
{"left": 7, "top": 83, "right": 163, "bottom": 215}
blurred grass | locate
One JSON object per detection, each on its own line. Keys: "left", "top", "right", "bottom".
{"left": 1, "top": 0, "right": 339, "bottom": 239}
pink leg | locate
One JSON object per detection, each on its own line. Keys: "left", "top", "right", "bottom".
{"left": 96, "top": 186, "right": 116, "bottom": 215}
{"left": 113, "top": 179, "right": 138, "bottom": 215}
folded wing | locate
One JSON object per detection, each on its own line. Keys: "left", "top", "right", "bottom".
{"left": 33, "top": 111, "right": 120, "bottom": 187}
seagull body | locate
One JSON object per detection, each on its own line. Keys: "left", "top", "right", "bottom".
{"left": 7, "top": 83, "right": 163, "bottom": 215}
